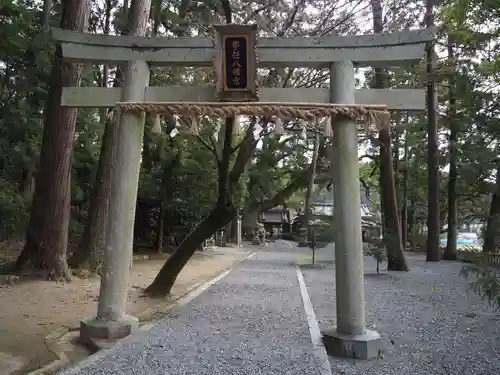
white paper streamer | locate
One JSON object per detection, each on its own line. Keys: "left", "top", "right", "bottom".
{"left": 169, "top": 127, "right": 179, "bottom": 138}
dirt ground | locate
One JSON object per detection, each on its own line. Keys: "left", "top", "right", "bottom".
{"left": 0, "top": 244, "right": 247, "bottom": 375}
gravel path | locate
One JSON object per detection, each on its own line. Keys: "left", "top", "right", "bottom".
{"left": 58, "top": 248, "right": 330, "bottom": 375}
{"left": 301, "top": 253, "right": 500, "bottom": 375}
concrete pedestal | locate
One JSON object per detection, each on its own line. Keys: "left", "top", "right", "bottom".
{"left": 327, "top": 61, "right": 382, "bottom": 358}
{"left": 322, "top": 329, "right": 382, "bottom": 359}
{"left": 80, "top": 315, "right": 138, "bottom": 344}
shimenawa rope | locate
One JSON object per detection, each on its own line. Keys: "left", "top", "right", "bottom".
{"left": 116, "top": 101, "right": 390, "bottom": 131}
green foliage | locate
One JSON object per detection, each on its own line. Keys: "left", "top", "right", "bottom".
{"left": 311, "top": 221, "right": 335, "bottom": 244}
{"left": 0, "top": 179, "right": 28, "bottom": 240}
{"left": 460, "top": 264, "right": 500, "bottom": 309}
{"left": 363, "top": 243, "right": 386, "bottom": 274}
{"left": 0, "top": 0, "right": 51, "bottom": 240}
{"left": 358, "top": 0, "right": 500, "bottom": 255}
{"left": 137, "top": 131, "right": 219, "bottom": 233}
{"left": 244, "top": 135, "right": 312, "bottom": 211}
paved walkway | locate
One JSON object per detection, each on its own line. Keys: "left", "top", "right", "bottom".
{"left": 59, "top": 243, "right": 331, "bottom": 375}
{"left": 56, "top": 241, "right": 500, "bottom": 375}
{"left": 300, "top": 248, "right": 500, "bottom": 375}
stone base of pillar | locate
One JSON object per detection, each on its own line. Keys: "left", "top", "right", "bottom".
{"left": 322, "top": 328, "right": 382, "bottom": 359}
{"left": 80, "top": 315, "right": 138, "bottom": 350}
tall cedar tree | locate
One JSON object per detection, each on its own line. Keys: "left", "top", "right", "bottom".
{"left": 15, "top": 0, "right": 91, "bottom": 279}
{"left": 371, "top": 0, "right": 408, "bottom": 271}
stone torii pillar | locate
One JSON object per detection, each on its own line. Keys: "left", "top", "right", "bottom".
{"left": 322, "top": 61, "right": 382, "bottom": 359}
{"left": 79, "top": 58, "right": 149, "bottom": 345}
{"left": 79, "top": 0, "right": 152, "bottom": 345}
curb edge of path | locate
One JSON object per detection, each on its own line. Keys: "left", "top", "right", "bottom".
{"left": 296, "top": 266, "right": 333, "bottom": 375}
{"left": 27, "top": 250, "right": 256, "bottom": 375}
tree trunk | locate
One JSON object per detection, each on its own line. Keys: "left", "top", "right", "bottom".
{"left": 242, "top": 210, "right": 261, "bottom": 236}
{"left": 371, "top": 0, "right": 408, "bottom": 271}
{"left": 156, "top": 206, "right": 164, "bottom": 253}
{"left": 443, "top": 37, "right": 458, "bottom": 261}
{"left": 229, "top": 216, "right": 238, "bottom": 242}
{"left": 400, "top": 206, "right": 407, "bottom": 249}
{"left": 303, "top": 134, "right": 320, "bottom": 235}
{"left": 379, "top": 128, "right": 408, "bottom": 270}
{"left": 15, "top": 0, "right": 90, "bottom": 280}
{"left": 20, "top": 166, "right": 35, "bottom": 202}
{"left": 158, "top": 148, "right": 181, "bottom": 251}
{"left": 147, "top": 114, "right": 260, "bottom": 296}
{"left": 146, "top": 118, "right": 236, "bottom": 296}
{"left": 408, "top": 198, "right": 416, "bottom": 236}
{"left": 401, "top": 120, "right": 409, "bottom": 249}
{"left": 425, "top": 0, "right": 441, "bottom": 262}
{"left": 69, "top": 0, "right": 117, "bottom": 271}
{"left": 145, "top": 203, "right": 234, "bottom": 296}
{"left": 69, "top": 119, "right": 117, "bottom": 270}
{"left": 483, "top": 160, "right": 500, "bottom": 253}
{"left": 393, "top": 115, "right": 401, "bottom": 204}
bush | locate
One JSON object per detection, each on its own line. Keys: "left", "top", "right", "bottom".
{"left": 460, "top": 263, "right": 500, "bottom": 310}
{"left": 407, "top": 233, "right": 427, "bottom": 252}
{"left": 363, "top": 243, "right": 386, "bottom": 274}
{"left": 311, "top": 220, "right": 335, "bottom": 244}
{"left": 0, "top": 179, "right": 29, "bottom": 241}
{"left": 314, "top": 227, "right": 335, "bottom": 244}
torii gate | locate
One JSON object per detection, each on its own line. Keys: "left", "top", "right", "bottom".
{"left": 53, "top": 25, "right": 434, "bottom": 359}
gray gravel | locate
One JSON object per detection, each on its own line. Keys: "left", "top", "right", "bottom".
{"left": 59, "top": 249, "right": 329, "bottom": 375}
{"left": 301, "top": 252, "right": 500, "bottom": 375}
